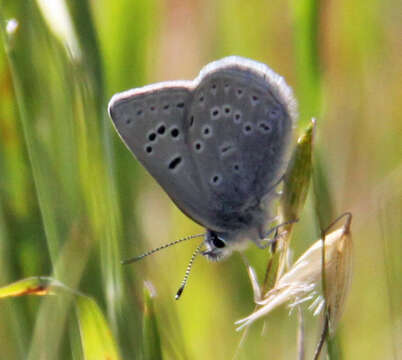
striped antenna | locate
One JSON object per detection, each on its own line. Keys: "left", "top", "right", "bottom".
{"left": 121, "top": 233, "right": 204, "bottom": 265}
{"left": 175, "top": 242, "right": 204, "bottom": 300}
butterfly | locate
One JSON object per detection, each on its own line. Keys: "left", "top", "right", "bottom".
{"left": 108, "top": 56, "right": 297, "bottom": 297}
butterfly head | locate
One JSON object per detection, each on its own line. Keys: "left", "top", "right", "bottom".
{"left": 203, "top": 229, "right": 248, "bottom": 261}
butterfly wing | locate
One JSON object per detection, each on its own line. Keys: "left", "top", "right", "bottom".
{"left": 187, "top": 57, "right": 297, "bottom": 231}
{"left": 109, "top": 81, "right": 216, "bottom": 228}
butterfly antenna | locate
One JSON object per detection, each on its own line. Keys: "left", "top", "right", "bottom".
{"left": 175, "top": 242, "right": 204, "bottom": 300}
{"left": 121, "top": 234, "right": 204, "bottom": 265}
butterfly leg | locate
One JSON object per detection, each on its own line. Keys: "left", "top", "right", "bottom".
{"left": 257, "top": 225, "right": 282, "bottom": 251}
{"left": 256, "top": 219, "right": 298, "bottom": 250}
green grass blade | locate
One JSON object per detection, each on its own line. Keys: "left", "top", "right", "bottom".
{"left": 280, "top": 119, "right": 315, "bottom": 224}
{"left": 313, "top": 152, "right": 335, "bottom": 231}
{"left": 274, "top": 119, "right": 315, "bottom": 280}
{"left": 76, "top": 296, "right": 122, "bottom": 360}
{"left": 0, "top": 276, "right": 121, "bottom": 360}
{"left": 0, "top": 276, "right": 68, "bottom": 298}
{"left": 0, "top": 4, "right": 62, "bottom": 265}
{"left": 291, "top": 0, "right": 339, "bottom": 357}
{"left": 291, "top": 0, "right": 322, "bottom": 126}
{"left": 143, "top": 282, "right": 163, "bottom": 360}
{"left": 65, "top": 0, "right": 105, "bottom": 107}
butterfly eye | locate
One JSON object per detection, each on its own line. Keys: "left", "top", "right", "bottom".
{"left": 212, "top": 236, "right": 226, "bottom": 249}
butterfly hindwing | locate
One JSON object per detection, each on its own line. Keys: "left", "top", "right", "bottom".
{"left": 109, "top": 82, "right": 217, "bottom": 228}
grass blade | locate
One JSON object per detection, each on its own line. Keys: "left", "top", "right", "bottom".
{"left": 0, "top": 276, "right": 67, "bottom": 298}
{"left": 0, "top": 276, "right": 121, "bottom": 360}
{"left": 76, "top": 296, "right": 121, "bottom": 360}
{"left": 143, "top": 282, "right": 163, "bottom": 360}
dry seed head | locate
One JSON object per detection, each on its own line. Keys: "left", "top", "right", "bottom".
{"left": 236, "top": 221, "right": 353, "bottom": 331}
{"left": 323, "top": 219, "right": 353, "bottom": 334}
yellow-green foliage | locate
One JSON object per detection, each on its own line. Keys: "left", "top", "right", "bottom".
{"left": 0, "top": 0, "right": 401, "bottom": 359}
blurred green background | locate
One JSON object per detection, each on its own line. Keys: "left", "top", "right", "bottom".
{"left": 0, "top": 0, "right": 401, "bottom": 359}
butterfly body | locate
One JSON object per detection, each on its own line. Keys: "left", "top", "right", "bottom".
{"left": 108, "top": 56, "right": 297, "bottom": 261}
